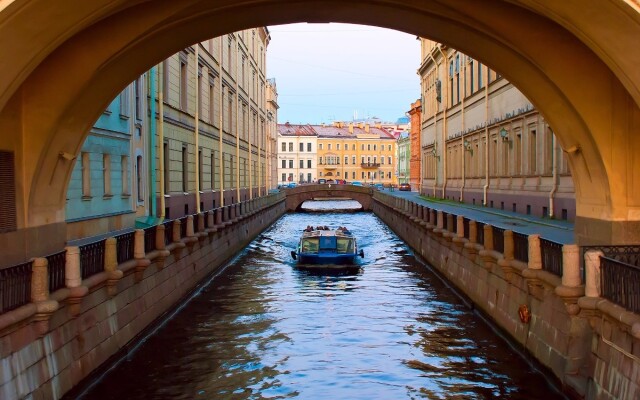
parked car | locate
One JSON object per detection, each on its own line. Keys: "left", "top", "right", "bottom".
{"left": 317, "top": 179, "right": 327, "bottom": 184}
{"left": 287, "top": 182, "right": 297, "bottom": 188}
{"left": 351, "top": 181, "right": 363, "bottom": 186}
{"left": 399, "top": 183, "right": 411, "bottom": 191}
{"left": 372, "top": 183, "right": 384, "bottom": 190}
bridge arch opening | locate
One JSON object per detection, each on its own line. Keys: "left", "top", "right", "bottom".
{"left": 1, "top": 0, "right": 639, "bottom": 248}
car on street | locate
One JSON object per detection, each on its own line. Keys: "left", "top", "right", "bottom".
{"left": 351, "top": 181, "right": 363, "bottom": 186}
{"left": 399, "top": 183, "right": 411, "bottom": 191}
{"left": 318, "top": 179, "right": 327, "bottom": 184}
{"left": 372, "top": 183, "right": 384, "bottom": 190}
{"left": 287, "top": 182, "right": 297, "bottom": 188}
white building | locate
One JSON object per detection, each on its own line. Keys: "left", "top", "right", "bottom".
{"left": 277, "top": 123, "right": 318, "bottom": 185}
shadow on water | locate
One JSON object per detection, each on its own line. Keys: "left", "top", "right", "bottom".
{"left": 70, "top": 201, "right": 567, "bottom": 400}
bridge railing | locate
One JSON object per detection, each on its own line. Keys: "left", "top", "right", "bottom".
{"left": 0, "top": 260, "right": 32, "bottom": 314}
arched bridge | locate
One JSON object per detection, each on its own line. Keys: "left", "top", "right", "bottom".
{"left": 284, "top": 184, "right": 374, "bottom": 211}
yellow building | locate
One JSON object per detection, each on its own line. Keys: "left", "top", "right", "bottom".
{"left": 315, "top": 122, "right": 397, "bottom": 185}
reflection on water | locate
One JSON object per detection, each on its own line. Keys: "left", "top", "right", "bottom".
{"left": 76, "top": 207, "right": 564, "bottom": 400}
{"left": 300, "top": 199, "right": 362, "bottom": 211}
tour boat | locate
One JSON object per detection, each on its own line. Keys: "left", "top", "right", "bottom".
{"left": 291, "top": 226, "right": 364, "bottom": 267}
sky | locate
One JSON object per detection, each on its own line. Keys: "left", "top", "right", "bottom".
{"left": 266, "top": 23, "right": 420, "bottom": 125}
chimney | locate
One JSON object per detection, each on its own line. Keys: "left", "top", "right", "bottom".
{"left": 348, "top": 123, "right": 354, "bottom": 133}
{"left": 375, "top": 123, "right": 382, "bottom": 129}
{"left": 357, "top": 122, "right": 364, "bottom": 129}
{"left": 333, "top": 121, "right": 340, "bottom": 127}
{"left": 365, "top": 124, "right": 370, "bottom": 133}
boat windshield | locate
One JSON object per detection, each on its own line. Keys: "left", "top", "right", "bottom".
{"left": 301, "top": 238, "right": 319, "bottom": 253}
{"left": 336, "top": 238, "right": 354, "bottom": 254}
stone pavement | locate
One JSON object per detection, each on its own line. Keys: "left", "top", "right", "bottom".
{"left": 383, "top": 189, "right": 575, "bottom": 244}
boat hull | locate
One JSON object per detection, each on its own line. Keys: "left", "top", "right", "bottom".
{"left": 297, "top": 253, "right": 359, "bottom": 265}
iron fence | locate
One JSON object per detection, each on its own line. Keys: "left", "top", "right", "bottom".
{"left": 540, "top": 238, "right": 563, "bottom": 277}
{"left": 477, "top": 222, "right": 485, "bottom": 246}
{"left": 204, "top": 213, "right": 210, "bottom": 229}
{"left": 179, "top": 216, "right": 189, "bottom": 238}
{"left": 163, "top": 220, "right": 173, "bottom": 245}
{"left": 493, "top": 227, "right": 505, "bottom": 253}
{"left": 115, "top": 231, "right": 135, "bottom": 264}
{"left": 600, "top": 256, "right": 640, "bottom": 314}
{"left": 46, "top": 250, "right": 66, "bottom": 292}
{"left": 144, "top": 226, "right": 157, "bottom": 253}
{"left": 441, "top": 212, "right": 448, "bottom": 230}
{"left": 582, "top": 245, "right": 640, "bottom": 267}
{"left": 450, "top": 214, "right": 458, "bottom": 234}
{"left": 0, "top": 261, "right": 33, "bottom": 314}
{"left": 79, "top": 239, "right": 106, "bottom": 279}
{"left": 463, "top": 218, "right": 470, "bottom": 240}
{"left": 513, "top": 232, "right": 529, "bottom": 263}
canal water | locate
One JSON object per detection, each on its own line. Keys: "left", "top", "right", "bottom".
{"left": 76, "top": 202, "right": 564, "bottom": 399}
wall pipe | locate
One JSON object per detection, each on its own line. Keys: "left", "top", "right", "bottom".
{"left": 427, "top": 52, "right": 439, "bottom": 198}
{"left": 194, "top": 44, "right": 201, "bottom": 213}
{"left": 436, "top": 45, "right": 448, "bottom": 200}
{"left": 482, "top": 66, "right": 490, "bottom": 206}
{"left": 460, "top": 56, "right": 466, "bottom": 202}
{"left": 235, "top": 36, "right": 240, "bottom": 202}
{"left": 158, "top": 64, "right": 165, "bottom": 219}
{"left": 149, "top": 66, "right": 157, "bottom": 219}
{"left": 218, "top": 36, "right": 224, "bottom": 206}
{"left": 549, "top": 127, "right": 557, "bottom": 218}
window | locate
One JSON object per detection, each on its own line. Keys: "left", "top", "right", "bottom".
{"left": 182, "top": 145, "right": 188, "bottom": 192}
{"left": 136, "top": 155, "right": 143, "bottom": 202}
{"left": 281, "top": 142, "right": 286, "bottom": 152}
{"left": 163, "top": 143, "right": 170, "bottom": 193}
{"left": 388, "top": 156, "right": 392, "bottom": 165}
{"left": 281, "top": 173, "right": 286, "bottom": 182}
{"left": 299, "top": 173, "right": 304, "bottom": 182}
{"left": 288, "top": 159, "right": 293, "bottom": 168}
{"left": 121, "top": 156, "right": 129, "bottom": 195}
{"left": 544, "top": 127, "right": 553, "bottom": 174}
{"left": 469, "top": 59, "right": 474, "bottom": 94}
{"left": 328, "top": 144, "right": 332, "bottom": 150}
{"left": 367, "top": 144, "right": 371, "bottom": 151}
{"left": 352, "top": 144, "right": 356, "bottom": 151}
{"left": 307, "top": 160, "right": 312, "bottom": 168}
{"left": 103, "top": 154, "right": 111, "bottom": 196}
{"left": 307, "top": 143, "right": 312, "bottom": 152}
{"left": 288, "top": 173, "right": 293, "bottom": 181}
{"left": 180, "top": 60, "right": 188, "bottom": 111}
{"left": 300, "top": 142, "right": 304, "bottom": 152}
{"left": 120, "top": 88, "right": 130, "bottom": 118}
{"left": 211, "top": 150, "right": 216, "bottom": 190}
{"left": 352, "top": 172, "right": 355, "bottom": 179}
{"left": 319, "top": 157, "right": 323, "bottom": 165}
{"left": 288, "top": 142, "right": 293, "bottom": 152}
{"left": 478, "top": 62, "right": 483, "bottom": 89}
{"left": 373, "top": 144, "right": 377, "bottom": 151}
{"left": 344, "top": 156, "right": 348, "bottom": 165}
{"left": 307, "top": 173, "right": 312, "bottom": 182}
{"left": 209, "top": 76, "right": 215, "bottom": 123}
{"left": 134, "top": 77, "right": 142, "bottom": 121}
{"left": 381, "top": 157, "right": 384, "bottom": 165}
{"left": 299, "top": 159, "right": 304, "bottom": 168}
{"left": 197, "top": 68, "right": 203, "bottom": 117}
{"left": 281, "top": 160, "right": 286, "bottom": 168}
{"left": 337, "top": 144, "right": 340, "bottom": 150}
{"left": 227, "top": 92, "right": 233, "bottom": 132}
{"left": 319, "top": 143, "right": 323, "bottom": 150}
{"left": 529, "top": 129, "right": 537, "bottom": 174}
{"left": 81, "top": 152, "right": 91, "bottom": 198}
{"left": 361, "top": 144, "right": 364, "bottom": 151}
{"left": 361, "top": 156, "right": 365, "bottom": 164}
{"left": 198, "top": 149, "right": 203, "bottom": 192}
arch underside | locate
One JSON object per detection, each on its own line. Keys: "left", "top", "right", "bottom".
{"left": 0, "top": 0, "right": 639, "bottom": 246}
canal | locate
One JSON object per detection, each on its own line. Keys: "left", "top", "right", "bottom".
{"left": 74, "top": 202, "right": 564, "bottom": 399}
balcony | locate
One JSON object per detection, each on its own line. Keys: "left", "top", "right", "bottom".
{"left": 361, "top": 163, "right": 380, "bottom": 169}
{"left": 319, "top": 162, "right": 340, "bottom": 170}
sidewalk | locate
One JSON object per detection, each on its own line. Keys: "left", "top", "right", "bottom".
{"left": 383, "top": 190, "right": 575, "bottom": 244}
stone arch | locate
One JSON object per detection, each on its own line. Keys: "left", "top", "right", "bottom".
{"left": 0, "top": 0, "right": 639, "bottom": 248}
{"left": 284, "top": 185, "right": 373, "bottom": 212}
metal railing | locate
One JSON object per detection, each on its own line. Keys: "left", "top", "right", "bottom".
{"left": 477, "top": 222, "right": 485, "bottom": 246}
{"left": 0, "top": 261, "right": 33, "bottom": 314}
{"left": 513, "top": 232, "right": 529, "bottom": 263}
{"left": 115, "top": 232, "right": 135, "bottom": 264}
{"left": 600, "top": 256, "right": 640, "bottom": 314}
{"left": 79, "top": 240, "right": 106, "bottom": 279}
{"left": 583, "top": 245, "right": 640, "bottom": 267}
{"left": 144, "top": 226, "right": 157, "bottom": 253}
{"left": 493, "top": 227, "right": 505, "bottom": 253}
{"left": 540, "top": 238, "right": 563, "bottom": 277}
{"left": 46, "top": 250, "right": 66, "bottom": 293}
{"left": 179, "top": 216, "right": 189, "bottom": 238}
{"left": 163, "top": 220, "right": 173, "bottom": 245}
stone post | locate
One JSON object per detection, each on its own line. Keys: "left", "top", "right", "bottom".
{"left": 172, "top": 220, "right": 181, "bottom": 242}
{"left": 206, "top": 211, "right": 214, "bottom": 230}
{"left": 31, "top": 257, "right": 58, "bottom": 336}
{"left": 235, "top": 203, "right": 241, "bottom": 220}
{"left": 230, "top": 204, "right": 237, "bottom": 221}
{"left": 503, "top": 230, "right": 514, "bottom": 261}
{"left": 457, "top": 216, "right": 464, "bottom": 239}
{"left": 134, "top": 229, "right": 145, "bottom": 259}
{"left": 527, "top": 234, "right": 542, "bottom": 270}
{"left": 469, "top": 220, "right": 477, "bottom": 244}
{"left": 105, "top": 237, "right": 123, "bottom": 296}
{"left": 437, "top": 210, "right": 444, "bottom": 230}
{"left": 446, "top": 213, "right": 454, "bottom": 233}
{"left": 483, "top": 224, "right": 493, "bottom": 250}
{"left": 156, "top": 224, "right": 166, "bottom": 250}
{"left": 562, "top": 244, "right": 581, "bottom": 288}
{"left": 65, "top": 246, "right": 82, "bottom": 288}
{"left": 555, "top": 244, "right": 584, "bottom": 315}
{"left": 584, "top": 250, "right": 603, "bottom": 298}
{"left": 186, "top": 215, "right": 195, "bottom": 237}
{"left": 429, "top": 209, "right": 436, "bottom": 226}
{"left": 215, "top": 208, "right": 223, "bottom": 226}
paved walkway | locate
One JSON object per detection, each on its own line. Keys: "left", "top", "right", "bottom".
{"left": 382, "top": 190, "right": 575, "bottom": 244}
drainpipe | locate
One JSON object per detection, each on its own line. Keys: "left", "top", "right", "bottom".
{"left": 428, "top": 52, "right": 439, "bottom": 198}
{"left": 436, "top": 45, "right": 448, "bottom": 200}
{"left": 194, "top": 44, "right": 201, "bottom": 213}
{"left": 149, "top": 66, "right": 158, "bottom": 219}
{"left": 460, "top": 57, "right": 466, "bottom": 202}
{"left": 549, "top": 127, "right": 557, "bottom": 218}
{"left": 482, "top": 66, "right": 490, "bottom": 206}
{"left": 158, "top": 64, "right": 166, "bottom": 219}
{"left": 249, "top": 101, "right": 253, "bottom": 199}
{"left": 219, "top": 36, "right": 224, "bottom": 206}
{"left": 235, "top": 37, "right": 240, "bottom": 202}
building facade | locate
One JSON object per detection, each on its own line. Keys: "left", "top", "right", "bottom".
{"left": 266, "top": 78, "right": 279, "bottom": 190}
{"left": 65, "top": 79, "right": 149, "bottom": 240}
{"left": 157, "top": 28, "right": 275, "bottom": 219}
{"left": 418, "top": 39, "right": 575, "bottom": 220}
{"left": 276, "top": 124, "right": 318, "bottom": 185}
{"left": 277, "top": 122, "right": 398, "bottom": 185}
{"left": 407, "top": 99, "right": 422, "bottom": 188}
{"left": 397, "top": 131, "right": 410, "bottom": 184}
